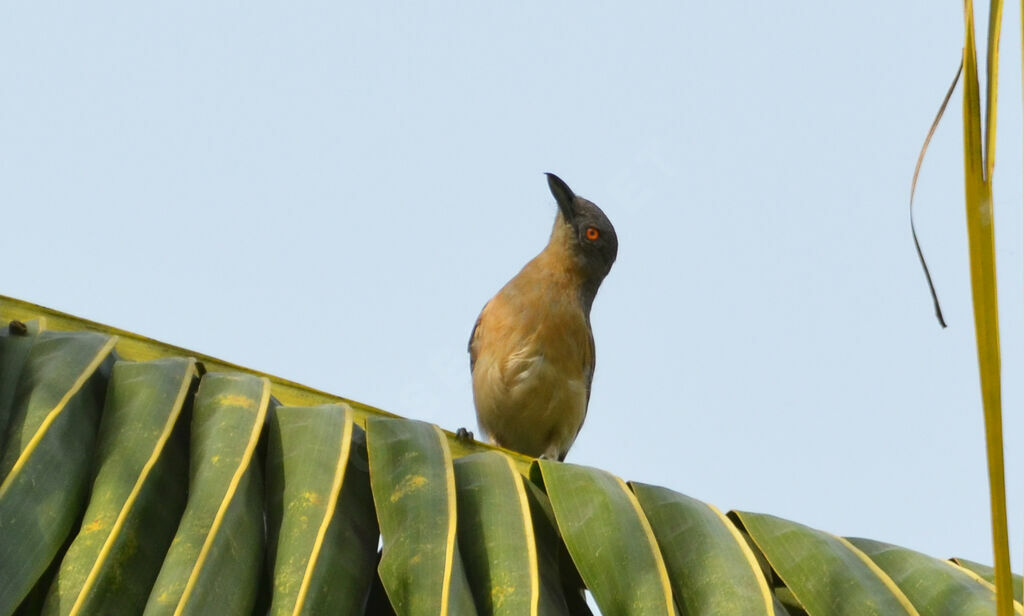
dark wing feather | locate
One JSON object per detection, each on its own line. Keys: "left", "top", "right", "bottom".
{"left": 583, "top": 328, "right": 595, "bottom": 404}
{"left": 560, "top": 328, "right": 595, "bottom": 462}
{"left": 468, "top": 312, "right": 483, "bottom": 372}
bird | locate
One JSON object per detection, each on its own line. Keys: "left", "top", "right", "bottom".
{"left": 467, "top": 173, "right": 617, "bottom": 461}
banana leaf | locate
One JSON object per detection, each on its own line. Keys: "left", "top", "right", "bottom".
{"left": 537, "top": 460, "right": 677, "bottom": 616}
{"left": 733, "top": 511, "right": 918, "bottom": 615}
{"left": 366, "top": 417, "right": 477, "bottom": 615}
{"left": 143, "top": 373, "right": 272, "bottom": 616}
{"left": 265, "top": 404, "right": 378, "bottom": 615}
{"left": 631, "top": 483, "right": 774, "bottom": 615}
{"left": 40, "top": 358, "right": 196, "bottom": 615}
{"left": 0, "top": 332, "right": 116, "bottom": 615}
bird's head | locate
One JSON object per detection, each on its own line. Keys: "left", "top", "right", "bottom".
{"left": 546, "top": 172, "right": 618, "bottom": 288}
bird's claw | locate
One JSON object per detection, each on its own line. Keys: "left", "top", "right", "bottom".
{"left": 455, "top": 427, "right": 474, "bottom": 443}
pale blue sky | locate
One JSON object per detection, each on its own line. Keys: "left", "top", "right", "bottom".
{"left": 2, "top": 2, "right": 1021, "bottom": 570}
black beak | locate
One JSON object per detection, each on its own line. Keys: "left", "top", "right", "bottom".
{"left": 546, "top": 172, "right": 576, "bottom": 222}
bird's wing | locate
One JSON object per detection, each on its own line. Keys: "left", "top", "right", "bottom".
{"left": 559, "top": 328, "right": 595, "bottom": 463}
{"left": 468, "top": 310, "right": 484, "bottom": 372}
{"left": 583, "top": 328, "right": 595, "bottom": 404}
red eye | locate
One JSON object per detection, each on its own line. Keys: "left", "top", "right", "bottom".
{"left": 585, "top": 227, "right": 599, "bottom": 241}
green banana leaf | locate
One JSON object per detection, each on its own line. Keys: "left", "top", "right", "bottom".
{"left": 537, "top": 460, "right": 677, "bottom": 616}
{"left": 733, "top": 511, "right": 918, "bottom": 615}
{"left": 521, "top": 472, "right": 591, "bottom": 615}
{"left": 40, "top": 358, "right": 196, "bottom": 615}
{"left": 454, "top": 451, "right": 574, "bottom": 615}
{"left": 630, "top": 483, "right": 774, "bottom": 615}
{"left": 366, "top": 417, "right": 477, "bottom": 615}
{"left": 849, "top": 537, "right": 1017, "bottom": 616}
{"left": 0, "top": 331, "right": 116, "bottom": 615}
{"left": 951, "top": 558, "right": 1024, "bottom": 602}
{"left": 265, "top": 403, "right": 378, "bottom": 615}
{"left": 144, "top": 373, "right": 273, "bottom": 616}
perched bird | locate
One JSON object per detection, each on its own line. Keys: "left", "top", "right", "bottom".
{"left": 468, "top": 173, "right": 617, "bottom": 460}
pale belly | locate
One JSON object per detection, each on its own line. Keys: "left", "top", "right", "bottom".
{"left": 472, "top": 347, "right": 588, "bottom": 459}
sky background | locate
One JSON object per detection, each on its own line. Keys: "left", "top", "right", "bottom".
{"left": 2, "top": 2, "right": 1022, "bottom": 572}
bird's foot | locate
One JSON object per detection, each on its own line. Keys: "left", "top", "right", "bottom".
{"left": 455, "top": 427, "right": 474, "bottom": 443}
